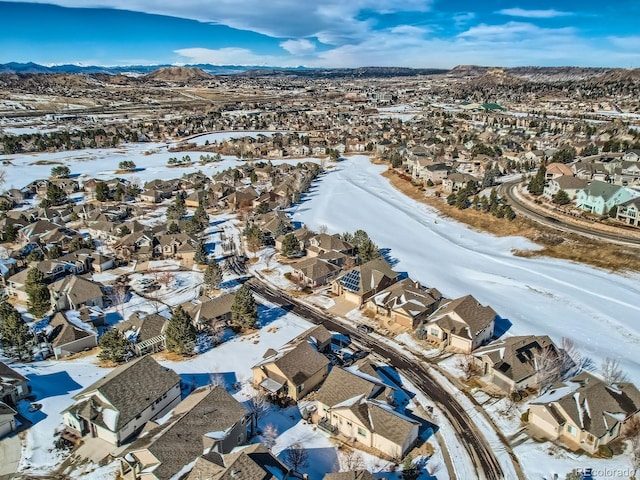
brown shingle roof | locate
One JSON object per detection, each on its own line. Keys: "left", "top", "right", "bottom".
{"left": 430, "top": 295, "right": 496, "bottom": 340}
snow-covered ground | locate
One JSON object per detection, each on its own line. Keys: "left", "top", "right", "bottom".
{"left": 291, "top": 156, "right": 640, "bottom": 387}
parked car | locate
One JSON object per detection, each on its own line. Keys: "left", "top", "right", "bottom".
{"left": 357, "top": 324, "right": 373, "bottom": 334}
{"left": 352, "top": 349, "right": 369, "bottom": 360}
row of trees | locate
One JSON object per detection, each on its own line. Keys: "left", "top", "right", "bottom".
{"left": 98, "top": 284, "right": 258, "bottom": 361}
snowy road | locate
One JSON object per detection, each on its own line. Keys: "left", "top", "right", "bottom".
{"left": 292, "top": 156, "right": 640, "bottom": 383}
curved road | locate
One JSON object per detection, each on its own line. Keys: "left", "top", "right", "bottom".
{"left": 247, "top": 278, "right": 510, "bottom": 480}
{"left": 499, "top": 180, "right": 640, "bottom": 247}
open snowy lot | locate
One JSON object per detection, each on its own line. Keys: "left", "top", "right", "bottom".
{"left": 291, "top": 156, "right": 640, "bottom": 385}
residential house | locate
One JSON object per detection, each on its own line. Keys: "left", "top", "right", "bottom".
{"left": 185, "top": 444, "right": 290, "bottom": 480}
{"left": 290, "top": 325, "right": 333, "bottom": 354}
{"left": 545, "top": 163, "right": 574, "bottom": 181}
{"left": 62, "top": 355, "right": 182, "bottom": 446}
{"left": 528, "top": 373, "right": 640, "bottom": 454}
{"left": 181, "top": 292, "right": 236, "bottom": 330}
{"left": 50, "top": 276, "right": 104, "bottom": 311}
{"left": 331, "top": 258, "right": 399, "bottom": 307}
{"left": 116, "top": 313, "right": 169, "bottom": 356}
{"left": 0, "top": 402, "right": 18, "bottom": 439}
{"left": 306, "top": 233, "right": 355, "bottom": 257}
{"left": 442, "top": 173, "right": 478, "bottom": 194}
{"left": 291, "top": 257, "right": 341, "bottom": 287}
{"left": 616, "top": 197, "right": 640, "bottom": 227}
{"left": 422, "top": 163, "right": 450, "bottom": 185}
{"left": 5, "top": 268, "right": 30, "bottom": 302}
{"left": 366, "top": 278, "right": 442, "bottom": 329}
{"left": 154, "top": 233, "right": 197, "bottom": 266}
{"left": 121, "top": 385, "right": 251, "bottom": 480}
{"left": 575, "top": 180, "right": 638, "bottom": 215}
{"left": 572, "top": 161, "right": 608, "bottom": 182}
{"left": 319, "top": 387, "right": 419, "bottom": 459}
{"left": 424, "top": 295, "right": 497, "bottom": 353}
{"left": 274, "top": 227, "right": 315, "bottom": 253}
{"left": 0, "top": 361, "right": 30, "bottom": 406}
{"left": 473, "top": 335, "right": 559, "bottom": 394}
{"left": 543, "top": 176, "right": 589, "bottom": 201}
{"left": 46, "top": 312, "right": 98, "bottom": 359}
{"left": 252, "top": 335, "right": 330, "bottom": 402}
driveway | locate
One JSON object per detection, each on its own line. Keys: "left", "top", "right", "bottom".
{"left": 0, "top": 434, "right": 21, "bottom": 480}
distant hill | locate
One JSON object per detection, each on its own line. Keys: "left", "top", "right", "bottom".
{"left": 143, "top": 66, "right": 212, "bottom": 83}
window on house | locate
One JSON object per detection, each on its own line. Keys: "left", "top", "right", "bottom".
{"left": 430, "top": 328, "right": 440, "bottom": 337}
{"left": 297, "top": 383, "right": 305, "bottom": 393}
{"left": 136, "top": 414, "right": 142, "bottom": 420}
{"left": 566, "top": 424, "right": 577, "bottom": 436}
{"left": 357, "top": 427, "right": 366, "bottom": 437}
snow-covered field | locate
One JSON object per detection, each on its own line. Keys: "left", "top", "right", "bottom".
{"left": 292, "top": 156, "right": 640, "bottom": 386}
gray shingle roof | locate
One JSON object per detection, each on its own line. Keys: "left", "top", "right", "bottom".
{"left": 72, "top": 355, "right": 180, "bottom": 431}
{"left": 187, "top": 444, "right": 289, "bottom": 480}
{"left": 129, "top": 385, "right": 249, "bottom": 480}
{"left": 429, "top": 295, "right": 496, "bottom": 340}
{"left": 315, "top": 366, "right": 388, "bottom": 408}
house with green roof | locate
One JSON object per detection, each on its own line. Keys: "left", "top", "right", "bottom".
{"left": 575, "top": 180, "right": 638, "bottom": 215}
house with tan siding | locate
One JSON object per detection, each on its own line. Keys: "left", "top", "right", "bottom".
{"left": 252, "top": 332, "right": 330, "bottom": 402}
{"left": 120, "top": 385, "right": 251, "bottom": 480}
{"left": 424, "top": 295, "right": 496, "bottom": 353}
{"left": 528, "top": 373, "right": 640, "bottom": 454}
{"left": 62, "top": 356, "right": 181, "bottom": 446}
{"left": 331, "top": 258, "right": 399, "bottom": 307}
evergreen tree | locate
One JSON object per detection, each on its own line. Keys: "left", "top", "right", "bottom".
{"left": 244, "top": 223, "right": 264, "bottom": 253}
{"left": 481, "top": 196, "right": 490, "bottom": 212}
{"left": 231, "top": 284, "right": 258, "bottom": 329}
{"left": 204, "top": 260, "right": 223, "bottom": 290}
{"left": 0, "top": 301, "right": 32, "bottom": 360}
{"left": 274, "top": 220, "right": 290, "bottom": 238}
{"left": 42, "top": 183, "right": 67, "bottom": 207}
{"left": 165, "top": 306, "right": 197, "bottom": 355}
{"left": 95, "top": 181, "right": 109, "bottom": 202}
{"left": 194, "top": 238, "right": 208, "bottom": 265}
{"left": 504, "top": 204, "right": 516, "bottom": 221}
{"left": 528, "top": 165, "right": 546, "bottom": 196}
{"left": 358, "top": 238, "right": 381, "bottom": 263}
{"left": 455, "top": 188, "right": 469, "bottom": 209}
{"left": 167, "top": 193, "right": 186, "bottom": 220}
{"left": 352, "top": 229, "right": 370, "bottom": 248}
{"left": 168, "top": 222, "right": 181, "bottom": 234}
{"left": 609, "top": 205, "right": 618, "bottom": 218}
{"left": 552, "top": 189, "right": 571, "bottom": 205}
{"left": 97, "top": 328, "right": 132, "bottom": 363}
{"left": 51, "top": 165, "right": 70, "bottom": 178}
{"left": 446, "top": 192, "right": 457, "bottom": 205}
{"left": 281, "top": 233, "right": 301, "bottom": 257}
{"left": 25, "top": 268, "right": 51, "bottom": 318}
{"left": 192, "top": 203, "right": 208, "bottom": 227}
{"left": 46, "top": 245, "right": 63, "bottom": 259}
{"left": 255, "top": 202, "right": 271, "bottom": 214}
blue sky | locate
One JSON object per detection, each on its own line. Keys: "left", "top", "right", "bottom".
{"left": 2, "top": 0, "right": 640, "bottom": 68}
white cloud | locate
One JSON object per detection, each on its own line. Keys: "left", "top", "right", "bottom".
{"left": 280, "top": 39, "right": 316, "bottom": 55}
{"left": 13, "top": 0, "right": 432, "bottom": 44}
{"left": 175, "top": 47, "right": 294, "bottom": 66}
{"left": 497, "top": 8, "right": 573, "bottom": 19}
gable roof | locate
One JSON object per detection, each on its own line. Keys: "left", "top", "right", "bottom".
{"left": 292, "top": 257, "right": 340, "bottom": 280}
{"left": 534, "top": 373, "right": 640, "bottom": 438}
{"left": 48, "top": 312, "right": 96, "bottom": 348}
{"left": 181, "top": 293, "right": 236, "bottom": 324}
{"left": 324, "top": 471, "right": 376, "bottom": 480}
{"left": 71, "top": 355, "right": 180, "bottom": 432}
{"left": 116, "top": 313, "right": 168, "bottom": 343}
{"left": 371, "top": 278, "right": 441, "bottom": 319}
{"left": 187, "top": 444, "right": 289, "bottom": 480}
{"left": 129, "top": 385, "right": 248, "bottom": 480}
{"left": 337, "top": 258, "right": 397, "bottom": 295}
{"left": 254, "top": 340, "right": 329, "bottom": 386}
{"left": 315, "top": 365, "right": 390, "bottom": 408}
{"left": 474, "top": 335, "right": 556, "bottom": 383}
{"left": 429, "top": 295, "right": 496, "bottom": 340}
{"left": 50, "top": 276, "right": 103, "bottom": 304}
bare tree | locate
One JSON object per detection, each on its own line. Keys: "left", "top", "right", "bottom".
{"left": 282, "top": 442, "right": 308, "bottom": 472}
{"left": 533, "top": 345, "right": 562, "bottom": 393}
{"left": 338, "top": 448, "right": 365, "bottom": 471}
{"left": 156, "top": 271, "right": 175, "bottom": 289}
{"left": 601, "top": 357, "right": 628, "bottom": 386}
{"left": 248, "top": 389, "right": 270, "bottom": 425}
{"left": 318, "top": 224, "right": 329, "bottom": 234}
{"left": 209, "top": 372, "right": 227, "bottom": 388}
{"left": 560, "top": 337, "right": 586, "bottom": 378}
{"left": 209, "top": 320, "right": 226, "bottom": 346}
{"left": 427, "top": 461, "right": 443, "bottom": 476}
{"left": 456, "top": 354, "right": 479, "bottom": 381}
{"left": 261, "top": 423, "right": 278, "bottom": 450}
{"left": 112, "top": 284, "right": 128, "bottom": 320}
